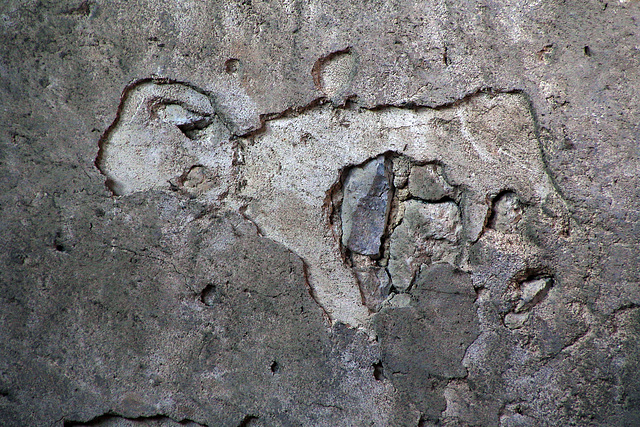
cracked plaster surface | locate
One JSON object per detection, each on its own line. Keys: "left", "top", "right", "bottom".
{"left": 4, "top": 2, "right": 640, "bottom": 423}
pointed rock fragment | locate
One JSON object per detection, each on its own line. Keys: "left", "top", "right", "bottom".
{"left": 341, "top": 155, "right": 392, "bottom": 257}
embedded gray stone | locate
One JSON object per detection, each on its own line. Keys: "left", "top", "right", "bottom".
{"left": 515, "top": 277, "right": 553, "bottom": 313}
{"left": 408, "top": 163, "right": 456, "bottom": 201}
{"left": 387, "top": 199, "right": 462, "bottom": 290}
{"left": 353, "top": 267, "right": 391, "bottom": 312}
{"left": 504, "top": 312, "right": 530, "bottom": 329}
{"left": 157, "top": 103, "right": 210, "bottom": 129}
{"left": 341, "top": 155, "right": 392, "bottom": 257}
{"left": 490, "top": 191, "right": 523, "bottom": 233}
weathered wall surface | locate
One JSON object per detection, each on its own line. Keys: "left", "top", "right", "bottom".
{"left": 1, "top": 0, "right": 639, "bottom": 426}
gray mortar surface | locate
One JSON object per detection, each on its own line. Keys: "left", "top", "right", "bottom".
{"left": 1, "top": 0, "right": 640, "bottom": 426}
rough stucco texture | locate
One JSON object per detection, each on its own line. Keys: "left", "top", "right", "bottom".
{"left": 1, "top": 0, "right": 640, "bottom": 426}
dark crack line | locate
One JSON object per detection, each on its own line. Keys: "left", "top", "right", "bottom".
{"left": 302, "top": 260, "right": 333, "bottom": 325}
{"left": 312, "top": 401, "right": 345, "bottom": 411}
{"left": 64, "top": 412, "right": 208, "bottom": 426}
{"left": 109, "top": 245, "right": 191, "bottom": 288}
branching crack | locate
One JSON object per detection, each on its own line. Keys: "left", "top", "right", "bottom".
{"left": 109, "top": 245, "right": 191, "bottom": 288}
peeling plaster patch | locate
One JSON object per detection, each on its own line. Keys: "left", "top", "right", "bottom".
{"left": 92, "top": 82, "right": 577, "bottom": 421}
{"left": 97, "top": 86, "right": 562, "bottom": 330}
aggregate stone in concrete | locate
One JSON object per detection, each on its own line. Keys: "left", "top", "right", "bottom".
{"left": 407, "top": 163, "right": 456, "bottom": 202}
{"left": 387, "top": 199, "right": 462, "bottom": 291}
{"left": 341, "top": 155, "right": 392, "bottom": 257}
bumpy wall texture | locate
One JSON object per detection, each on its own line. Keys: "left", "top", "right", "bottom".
{"left": 1, "top": 1, "right": 640, "bottom": 426}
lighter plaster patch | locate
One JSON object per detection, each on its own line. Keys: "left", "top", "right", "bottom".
{"left": 98, "top": 84, "right": 564, "bottom": 330}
